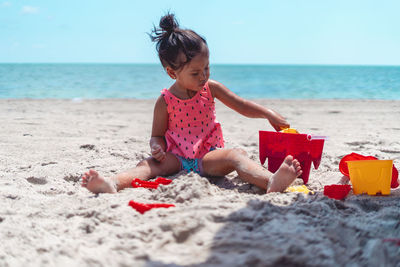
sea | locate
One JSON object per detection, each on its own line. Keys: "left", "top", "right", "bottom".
{"left": 0, "top": 63, "right": 399, "bottom": 99}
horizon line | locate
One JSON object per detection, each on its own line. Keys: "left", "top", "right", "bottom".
{"left": 0, "top": 62, "right": 399, "bottom": 67}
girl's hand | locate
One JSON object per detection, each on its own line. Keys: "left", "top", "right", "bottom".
{"left": 267, "top": 109, "right": 290, "bottom": 132}
{"left": 151, "top": 144, "right": 166, "bottom": 162}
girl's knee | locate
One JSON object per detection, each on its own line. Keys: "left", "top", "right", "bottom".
{"left": 135, "top": 158, "right": 163, "bottom": 178}
{"left": 136, "top": 156, "right": 180, "bottom": 177}
{"left": 229, "top": 148, "right": 247, "bottom": 157}
{"left": 236, "top": 148, "right": 248, "bottom": 157}
{"left": 136, "top": 158, "right": 151, "bottom": 168}
{"left": 226, "top": 148, "right": 248, "bottom": 164}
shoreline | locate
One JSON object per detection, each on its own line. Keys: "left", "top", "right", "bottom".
{"left": 1, "top": 98, "right": 400, "bottom": 266}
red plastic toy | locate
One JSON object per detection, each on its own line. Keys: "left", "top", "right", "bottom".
{"left": 383, "top": 238, "right": 400, "bottom": 246}
{"left": 131, "top": 177, "right": 172, "bottom": 189}
{"left": 128, "top": 201, "right": 175, "bottom": 214}
{"left": 339, "top": 153, "right": 399, "bottom": 188}
{"left": 324, "top": 184, "right": 352, "bottom": 200}
{"left": 259, "top": 131, "right": 325, "bottom": 184}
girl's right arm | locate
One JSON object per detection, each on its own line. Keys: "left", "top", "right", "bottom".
{"left": 209, "top": 79, "right": 290, "bottom": 131}
{"left": 150, "top": 95, "right": 168, "bottom": 162}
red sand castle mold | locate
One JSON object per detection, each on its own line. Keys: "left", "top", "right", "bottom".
{"left": 324, "top": 184, "right": 352, "bottom": 200}
{"left": 129, "top": 177, "right": 174, "bottom": 214}
{"left": 339, "top": 153, "right": 399, "bottom": 188}
{"left": 128, "top": 201, "right": 175, "bottom": 214}
{"left": 259, "top": 130, "right": 325, "bottom": 184}
{"left": 383, "top": 238, "right": 400, "bottom": 246}
{"left": 131, "top": 177, "right": 172, "bottom": 189}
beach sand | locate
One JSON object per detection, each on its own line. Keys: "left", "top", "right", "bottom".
{"left": 1, "top": 98, "right": 400, "bottom": 266}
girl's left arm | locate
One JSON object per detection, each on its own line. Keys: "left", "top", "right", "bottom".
{"left": 209, "top": 79, "right": 290, "bottom": 131}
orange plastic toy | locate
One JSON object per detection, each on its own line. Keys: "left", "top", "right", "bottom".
{"left": 347, "top": 160, "right": 393, "bottom": 195}
{"left": 339, "top": 153, "right": 399, "bottom": 188}
{"left": 259, "top": 130, "right": 325, "bottom": 184}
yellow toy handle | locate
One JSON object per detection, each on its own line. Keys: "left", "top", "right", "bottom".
{"left": 280, "top": 128, "right": 299, "bottom": 134}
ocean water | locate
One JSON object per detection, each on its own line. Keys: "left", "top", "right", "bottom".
{"left": 0, "top": 63, "right": 399, "bottom": 99}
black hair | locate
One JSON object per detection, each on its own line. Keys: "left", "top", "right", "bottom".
{"left": 149, "top": 13, "right": 207, "bottom": 70}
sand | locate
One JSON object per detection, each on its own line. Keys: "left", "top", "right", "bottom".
{"left": 1, "top": 98, "right": 400, "bottom": 266}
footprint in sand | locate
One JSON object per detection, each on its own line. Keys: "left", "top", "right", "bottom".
{"left": 26, "top": 176, "right": 47, "bottom": 185}
{"left": 6, "top": 194, "right": 19, "bottom": 200}
{"left": 81, "top": 223, "right": 95, "bottom": 234}
{"left": 41, "top": 161, "right": 57, "bottom": 166}
{"left": 19, "top": 165, "right": 32, "bottom": 170}
{"left": 64, "top": 174, "right": 81, "bottom": 183}
{"left": 240, "top": 142, "right": 257, "bottom": 147}
{"left": 110, "top": 152, "right": 131, "bottom": 160}
{"left": 80, "top": 144, "right": 96, "bottom": 150}
{"left": 345, "top": 141, "right": 372, "bottom": 147}
{"left": 124, "top": 137, "right": 138, "bottom": 144}
{"left": 380, "top": 149, "right": 400, "bottom": 154}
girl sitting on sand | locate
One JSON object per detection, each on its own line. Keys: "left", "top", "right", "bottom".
{"left": 82, "top": 13, "right": 302, "bottom": 194}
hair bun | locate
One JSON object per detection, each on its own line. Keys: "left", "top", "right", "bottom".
{"left": 159, "top": 13, "right": 179, "bottom": 34}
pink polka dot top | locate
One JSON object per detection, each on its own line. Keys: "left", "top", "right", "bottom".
{"left": 161, "top": 81, "right": 224, "bottom": 159}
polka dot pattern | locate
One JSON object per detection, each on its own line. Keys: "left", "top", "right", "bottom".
{"left": 162, "top": 82, "right": 224, "bottom": 159}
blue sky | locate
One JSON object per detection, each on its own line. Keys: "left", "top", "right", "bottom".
{"left": 1, "top": 0, "right": 399, "bottom": 65}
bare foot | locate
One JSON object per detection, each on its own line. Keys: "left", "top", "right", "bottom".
{"left": 267, "top": 155, "right": 302, "bottom": 193}
{"left": 81, "top": 169, "right": 117, "bottom": 194}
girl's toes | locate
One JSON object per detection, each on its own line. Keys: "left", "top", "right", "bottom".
{"left": 81, "top": 176, "right": 88, "bottom": 186}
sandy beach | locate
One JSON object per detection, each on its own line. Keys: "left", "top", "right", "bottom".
{"left": 1, "top": 98, "right": 400, "bottom": 266}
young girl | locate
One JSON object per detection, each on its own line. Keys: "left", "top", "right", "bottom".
{"left": 82, "top": 14, "right": 302, "bottom": 194}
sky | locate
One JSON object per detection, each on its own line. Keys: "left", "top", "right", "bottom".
{"left": 1, "top": 0, "right": 400, "bottom": 65}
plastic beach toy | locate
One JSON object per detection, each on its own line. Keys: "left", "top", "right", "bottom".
{"left": 339, "top": 153, "right": 399, "bottom": 188}
{"left": 259, "top": 130, "right": 326, "bottom": 184}
{"left": 324, "top": 184, "right": 352, "bottom": 200}
{"left": 128, "top": 201, "right": 175, "bottom": 214}
{"left": 285, "top": 185, "right": 314, "bottom": 195}
{"left": 383, "top": 238, "right": 400, "bottom": 246}
{"left": 281, "top": 128, "right": 299, "bottom": 134}
{"left": 131, "top": 177, "right": 172, "bottom": 189}
{"left": 347, "top": 160, "right": 393, "bottom": 195}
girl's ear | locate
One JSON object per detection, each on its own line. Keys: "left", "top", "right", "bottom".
{"left": 166, "top": 67, "right": 177, "bottom": 80}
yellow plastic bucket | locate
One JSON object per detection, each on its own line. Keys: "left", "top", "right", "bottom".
{"left": 347, "top": 160, "right": 393, "bottom": 195}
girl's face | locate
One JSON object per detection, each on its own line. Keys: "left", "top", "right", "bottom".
{"left": 170, "top": 45, "right": 210, "bottom": 92}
